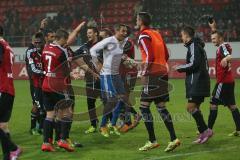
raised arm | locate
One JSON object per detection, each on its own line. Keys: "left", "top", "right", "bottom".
{"left": 67, "top": 21, "right": 86, "bottom": 45}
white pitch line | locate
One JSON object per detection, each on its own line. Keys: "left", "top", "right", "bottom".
{"left": 143, "top": 146, "right": 239, "bottom": 160}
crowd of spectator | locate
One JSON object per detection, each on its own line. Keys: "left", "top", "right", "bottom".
{"left": 1, "top": 0, "right": 98, "bottom": 46}
{"left": 144, "top": 0, "right": 240, "bottom": 43}
{"left": 2, "top": 9, "right": 29, "bottom": 46}
{"left": 0, "top": 0, "right": 239, "bottom": 46}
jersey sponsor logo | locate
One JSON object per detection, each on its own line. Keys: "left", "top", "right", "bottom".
{"left": 46, "top": 73, "right": 56, "bottom": 77}
{"left": 36, "top": 62, "right": 42, "bottom": 68}
{"left": 43, "top": 51, "right": 56, "bottom": 56}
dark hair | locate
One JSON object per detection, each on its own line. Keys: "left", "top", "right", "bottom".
{"left": 55, "top": 29, "right": 69, "bottom": 40}
{"left": 181, "top": 25, "right": 195, "bottom": 38}
{"left": 0, "top": 25, "right": 3, "bottom": 36}
{"left": 126, "top": 25, "right": 132, "bottom": 37}
{"left": 211, "top": 30, "right": 223, "bottom": 38}
{"left": 43, "top": 29, "right": 54, "bottom": 37}
{"left": 138, "top": 12, "right": 152, "bottom": 26}
{"left": 100, "top": 28, "right": 113, "bottom": 37}
{"left": 114, "top": 24, "right": 127, "bottom": 32}
{"left": 87, "top": 26, "right": 99, "bottom": 35}
{"left": 35, "top": 32, "right": 44, "bottom": 40}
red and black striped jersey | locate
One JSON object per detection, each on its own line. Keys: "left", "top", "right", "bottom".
{"left": 215, "top": 43, "right": 234, "bottom": 83}
{"left": 42, "top": 43, "right": 71, "bottom": 93}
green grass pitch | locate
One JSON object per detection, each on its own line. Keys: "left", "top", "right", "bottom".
{"left": 1, "top": 79, "right": 240, "bottom": 160}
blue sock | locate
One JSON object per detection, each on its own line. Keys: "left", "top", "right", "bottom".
{"left": 101, "top": 115, "right": 108, "bottom": 127}
{"left": 111, "top": 101, "right": 124, "bottom": 126}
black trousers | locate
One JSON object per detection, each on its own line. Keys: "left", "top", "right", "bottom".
{"left": 86, "top": 80, "right": 101, "bottom": 127}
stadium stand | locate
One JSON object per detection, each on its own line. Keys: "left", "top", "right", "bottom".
{"left": 0, "top": 0, "right": 239, "bottom": 46}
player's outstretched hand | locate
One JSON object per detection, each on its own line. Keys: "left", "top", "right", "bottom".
{"left": 93, "top": 72, "right": 100, "bottom": 80}
{"left": 40, "top": 18, "right": 48, "bottom": 29}
{"left": 171, "top": 64, "right": 178, "bottom": 71}
{"left": 75, "top": 21, "right": 86, "bottom": 33}
{"left": 208, "top": 20, "right": 217, "bottom": 31}
{"left": 220, "top": 58, "right": 228, "bottom": 68}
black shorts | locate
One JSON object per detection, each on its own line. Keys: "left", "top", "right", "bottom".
{"left": 122, "top": 74, "right": 137, "bottom": 93}
{"left": 43, "top": 91, "right": 74, "bottom": 112}
{"left": 140, "top": 75, "right": 169, "bottom": 104}
{"left": 0, "top": 92, "right": 14, "bottom": 122}
{"left": 210, "top": 82, "right": 236, "bottom": 106}
{"left": 188, "top": 96, "right": 205, "bottom": 105}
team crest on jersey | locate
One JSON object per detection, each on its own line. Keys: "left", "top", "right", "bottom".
{"left": 106, "top": 43, "right": 115, "bottom": 51}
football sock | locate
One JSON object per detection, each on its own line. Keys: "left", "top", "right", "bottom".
{"left": 191, "top": 108, "right": 208, "bottom": 133}
{"left": 124, "top": 112, "right": 132, "bottom": 126}
{"left": 5, "top": 132, "right": 17, "bottom": 151}
{"left": 0, "top": 129, "right": 10, "bottom": 158}
{"left": 60, "top": 117, "right": 72, "bottom": 140}
{"left": 231, "top": 108, "right": 240, "bottom": 131}
{"left": 31, "top": 110, "right": 38, "bottom": 129}
{"left": 208, "top": 108, "right": 218, "bottom": 129}
{"left": 55, "top": 119, "right": 61, "bottom": 141}
{"left": 38, "top": 110, "right": 46, "bottom": 130}
{"left": 111, "top": 101, "right": 123, "bottom": 126}
{"left": 43, "top": 118, "right": 54, "bottom": 143}
{"left": 130, "top": 107, "right": 137, "bottom": 115}
{"left": 87, "top": 97, "right": 98, "bottom": 128}
{"left": 101, "top": 99, "right": 116, "bottom": 127}
{"left": 157, "top": 106, "right": 177, "bottom": 141}
{"left": 140, "top": 106, "right": 156, "bottom": 143}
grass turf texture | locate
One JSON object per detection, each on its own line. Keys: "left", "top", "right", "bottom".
{"left": 1, "top": 79, "right": 240, "bottom": 160}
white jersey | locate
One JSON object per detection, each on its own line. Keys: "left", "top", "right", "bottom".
{"left": 90, "top": 36, "right": 128, "bottom": 75}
